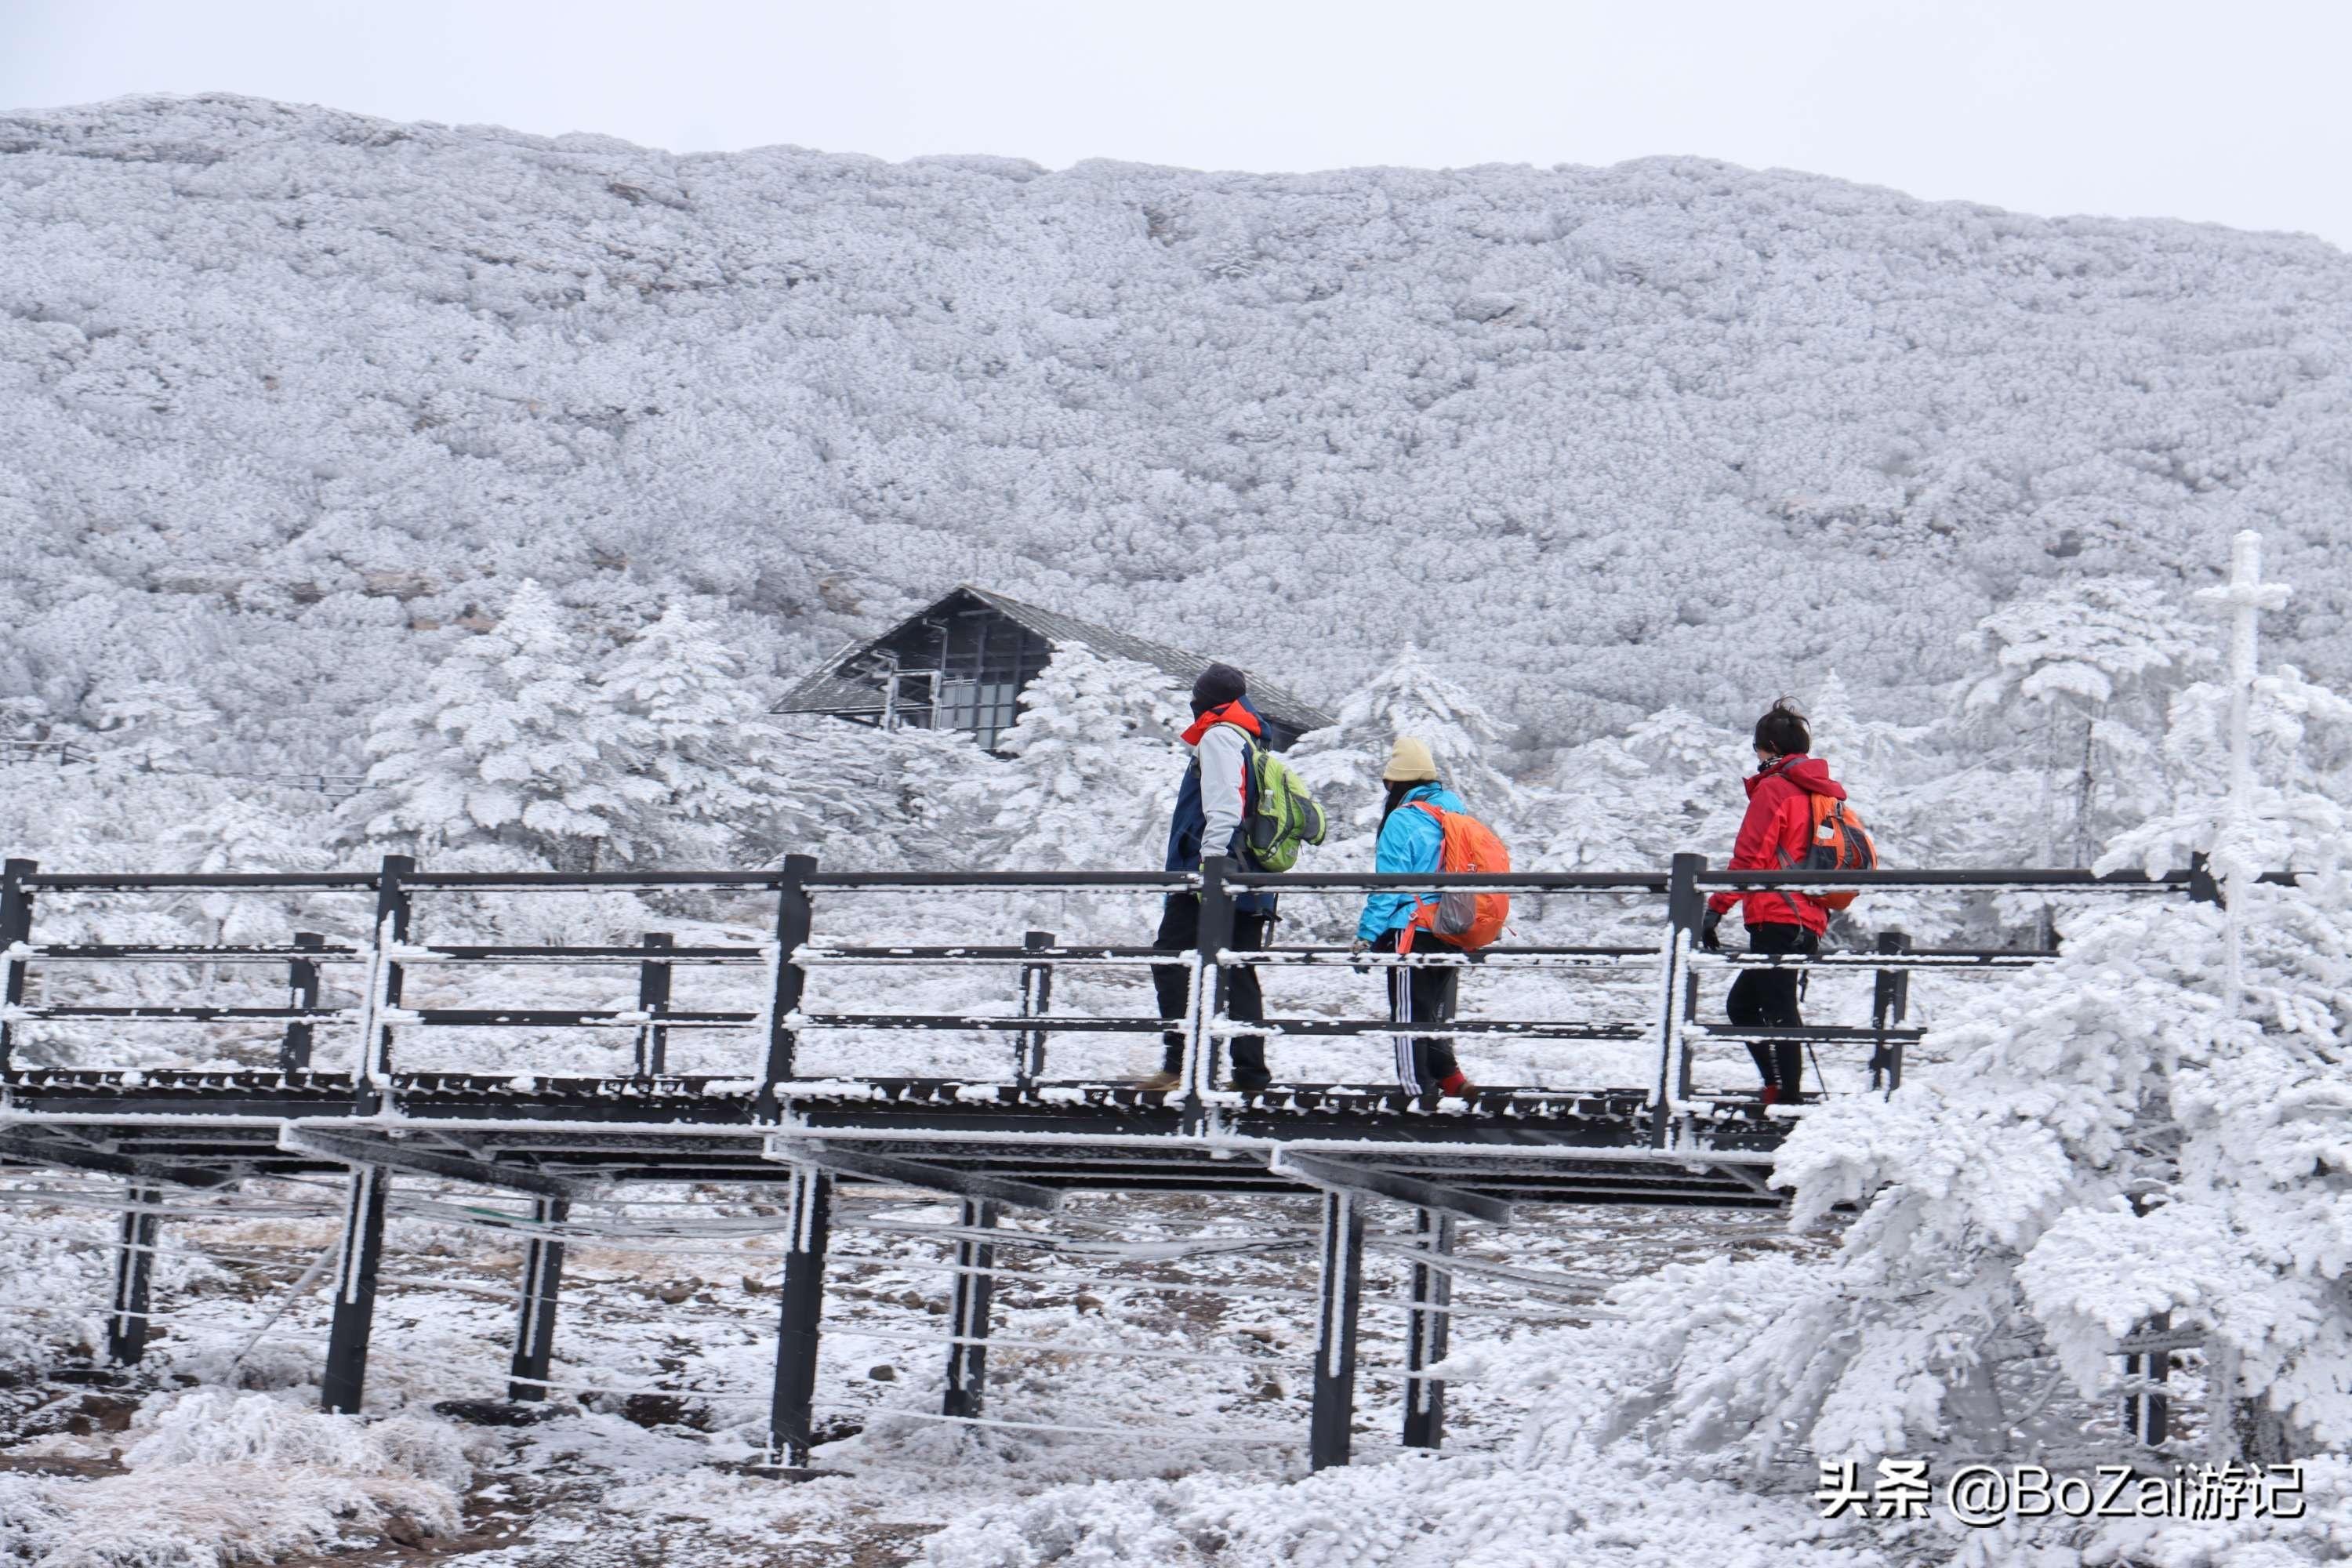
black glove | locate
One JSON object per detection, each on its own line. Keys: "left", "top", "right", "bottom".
{"left": 1699, "top": 909, "right": 1724, "bottom": 953}
{"left": 1348, "top": 938, "right": 1372, "bottom": 975}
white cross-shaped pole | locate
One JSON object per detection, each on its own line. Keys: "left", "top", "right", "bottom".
{"left": 2195, "top": 530, "right": 2293, "bottom": 828}
{"left": 2193, "top": 529, "right": 2292, "bottom": 1014}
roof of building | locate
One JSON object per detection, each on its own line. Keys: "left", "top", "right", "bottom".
{"left": 775, "top": 585, "right": 1338, "bottom": 736}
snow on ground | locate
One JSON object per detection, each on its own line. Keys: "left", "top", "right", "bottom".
{"left": 0, "top": 1175, "right": 1824, "bottom": 1566}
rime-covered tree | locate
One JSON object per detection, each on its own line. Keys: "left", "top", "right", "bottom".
{"left": 598, "top": 601, "right": 801, "bottom": 866}
{"left": 341, "top": 580, "right": 660, "bottom": 870}
{"left": 1290, "top": 645, "right": 1522, "bottom": 836}
{"left": 985, "top": 644, "right": 1189, "bottom": 871}
{"left": 1967, "top": 577, "right": 2209, "bottom": 869}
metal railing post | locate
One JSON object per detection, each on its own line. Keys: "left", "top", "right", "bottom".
{"left": 354, "top": 857, "right": 413, "bottom": 1117}
{"left": 635, "top": 932, "right": 673, "bottom": 1077}
{"left": 758, "top": 856, "right": 818, "bottom": 1122}
{"left": 0, "top": 858, "right": 34, "bottom": 1073}
{"left": 1870, "top": 930, "right": 1911, "bottom": 1092}
{"left": 1016, "top": 931, "right": 1054, "bottom": 1087}
{"left": 280, "top": 931, "right": 324, "bottom": 1073}
{"left": 1185, "top": 858, "right": 1238, "bottom": 1130}
{"left": 1650, "top": 853, "right": 1704, "bottom": 1148}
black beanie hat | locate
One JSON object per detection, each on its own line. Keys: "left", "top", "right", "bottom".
{"left": 1191, "top": 662, "right": 1247, "bottom": 717}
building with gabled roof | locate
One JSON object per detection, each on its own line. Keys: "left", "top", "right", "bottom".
{"left": 775, "top": 586, "right": 1335, "bottom": 752}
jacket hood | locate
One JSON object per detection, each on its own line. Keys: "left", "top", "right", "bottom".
{"left": 1182, "top": 697, "right": 1262, "bottom": 747}
{"left": 1743, "top": 753, "right": 1845, "bottom": 800}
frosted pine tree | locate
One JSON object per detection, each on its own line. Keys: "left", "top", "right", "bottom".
{"left": 1289, "top": 645, "right": 1522, "bottom": 836}
{"left": 985, "top": 644, "right": 1189, "bottom": 871}
{"left": 341, "top": 580, "right": 661, "bottom": 871}
{"left": 1610, "top": 706, "right": 1751, "bottom": 862}
{"left": 1967, "top": 576, "right": 2209, "bottom": 869}
{"left": 597, "top": 601, "right": 815, "bottom": 866}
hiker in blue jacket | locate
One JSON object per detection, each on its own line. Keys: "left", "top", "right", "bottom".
{"left": 1347, "top": 737, "right": 1477, "bottom": 1100}
{"left": 1139, "top": 663, "right": 1274, "bottom": 1094}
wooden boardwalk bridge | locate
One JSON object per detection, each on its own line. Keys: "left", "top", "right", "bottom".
{"left": 0, "top": 854, "right": 2213, "bottom": 1467}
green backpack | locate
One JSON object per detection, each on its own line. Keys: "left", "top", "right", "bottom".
{"left": 1240, "top": 741, "right": 1328, "bottom": 873}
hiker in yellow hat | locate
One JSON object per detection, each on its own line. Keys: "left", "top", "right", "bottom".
{"left": 1348, "top": 736, "right": 1479, "bottom": 1100}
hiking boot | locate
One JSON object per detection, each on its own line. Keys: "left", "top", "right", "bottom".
{"left": 1134, "top": 1071, "right": 1182, "bottom": 1092}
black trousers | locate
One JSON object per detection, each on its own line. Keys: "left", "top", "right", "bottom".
{"left": 1726, "top": 920, "right": 1816, "bottom": 1095}
{"left": 1381, "top": 929, "right": 1461, "bottom": 1093}
{"left": 1152, "top": 895, "right": 1272, "bottom": 1088}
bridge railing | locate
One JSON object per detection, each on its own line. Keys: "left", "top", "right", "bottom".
{"left": 0, "top": 852, "right": 2244, "bottom": 1130}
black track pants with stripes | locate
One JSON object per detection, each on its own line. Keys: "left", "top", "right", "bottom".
{"left": 1378, "top": 928, "right": 1462, "bottom": 1093}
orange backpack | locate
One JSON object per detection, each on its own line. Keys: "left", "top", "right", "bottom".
{"left": 1800, "top": 793, "right": 1878, "bottom": 912}
{"left": 1407, "top": 802, "right": 1512, "bottom": 949}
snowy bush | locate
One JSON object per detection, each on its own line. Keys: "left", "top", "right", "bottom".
{"left": 2, "top": 1391, "right": 474, "bottom": 1568}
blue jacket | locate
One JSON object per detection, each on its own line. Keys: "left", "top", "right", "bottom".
{"left": 1356, "top": 782, "right": 1464, "bottom": 942}
{"left": 1167, "top": 697, "right": 1276, "bottom": 916}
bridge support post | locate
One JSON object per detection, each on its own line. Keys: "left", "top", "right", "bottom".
{"left": 634, "top": 933, "right": 673, "bottom": 1077}
{"left": 757, "top": 857, "right": 818, "bottom": 1121}
{"left": 2122, "top": 1310, "right": 2172, "bottom": 1446}
{"left": 1309, "top": 1190, "right": 1365, "bottom": 1470}
{"left": 321, "top": 1165, "right": 390, "bottom": 1414}
{"left": 942, "top": 1198, "right": 998, "bottom": 1421}
{"left": 1015, "top": 931, "right": 1054, "bottom": 1087}
{"left": 280, "top": 931, "right": 324, "bottom": 1072}
{"left": 106, "top": 1184, "right": 162, "bottom": 1365}
{"left": 1870, "top": 931, "right": 1911, "bottom": 1091}
{"left": 507, "top": 1197, "right": 571, "bottom": 1401}
{"left": 0, "top": 858, "right": 35, "bottom": 1072}
{"left": 768, "top": 1167, "right": 833, "bottom": 1467}
{"left": 1402, "top": 1207, "right": 1456, "bottom": 1450}
{"left": 354, "top": 857, "right": 414, "bottom": 1118}
{"left": 1651, "top": 853, "right": 1705, "bottom": 1147}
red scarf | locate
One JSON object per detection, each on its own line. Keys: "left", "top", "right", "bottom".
{"left": 1181, "top": 701, "right": 1261, "bottom": 746}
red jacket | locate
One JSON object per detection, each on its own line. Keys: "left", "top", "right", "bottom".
{"left": 1708, "top": 754, "right": 1845, "bottom": 935}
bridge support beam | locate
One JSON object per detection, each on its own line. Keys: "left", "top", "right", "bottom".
{"left": 1402, "top": 1208, "right": 1456, "bottom": 1450}
{"left": 1309, "top": 1190, "right": 1366, "bottom": 1471}
{"left": 769, "top": 1167, "right": 833, "bottom": 1468}
{"left": 942, "top": 1199, "right": 998, "bottom": 1421}
{"left": 321, "top": 1165, "right": 389, "bottom": 1414}
{"left": 2122, "top": 1311, "right": 2173, "bottom": 1446}
{"left": 106, "top": 1184, "right": 162, "bottom": 1365}
{"left": 507, "top": 1198, "right": 570, "bottom": 1402}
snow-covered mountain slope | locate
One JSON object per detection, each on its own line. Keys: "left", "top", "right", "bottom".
{"left": 5, "top": 93, "right": 2350, "bottom": 771}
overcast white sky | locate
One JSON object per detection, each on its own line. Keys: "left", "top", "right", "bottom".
{"left": 5, "top": 0, "right": 2348, "bottom": 248}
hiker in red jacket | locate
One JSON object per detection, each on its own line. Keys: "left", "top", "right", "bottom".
{"left": 1700, "top": 699, "right": 1841, "bottom": 1104}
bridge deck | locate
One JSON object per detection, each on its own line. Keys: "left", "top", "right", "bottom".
{"left": 0, "top": 1068, "right": 1790, "bottom": 1207}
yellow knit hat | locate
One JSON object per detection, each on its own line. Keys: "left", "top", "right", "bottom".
{"left": 1381, "top": 735, "right": 1439, "bottom": 783}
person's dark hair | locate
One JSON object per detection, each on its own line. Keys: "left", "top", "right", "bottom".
{"left": 1190, "top": 662, "right": 1247, "bottom": 718}
{"left": 1753, "top": 699, "right": 1810, "bottom": 758}
{"left": 1378, "top": 779, "right": 1420, "bottom": 831}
